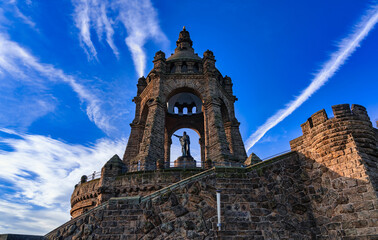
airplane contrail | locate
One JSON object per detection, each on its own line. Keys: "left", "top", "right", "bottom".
{"left": 245, "top": 4, "right": 378, "bottom": 152}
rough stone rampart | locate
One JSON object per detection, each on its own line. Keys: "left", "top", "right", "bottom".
{"left": 71, "top": 179, "right": 100, "bottom": 218}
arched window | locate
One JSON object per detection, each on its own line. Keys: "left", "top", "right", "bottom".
{"left": 193, "top": 63, "right": 199, "bottom": 73}
{"left": 170, "top": 63, "right": 176, "bottom": 73}
{"left": 181, "top": 62, "right": 188, "bottom": 72}
{"left": 167, "top": 92, "right": 202, "bottom": 114}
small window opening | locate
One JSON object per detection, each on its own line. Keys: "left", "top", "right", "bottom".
{"left": 170, "top": 64, "right": 176, "bottom": 73}
{"left": 181, "top": 62, "right": 188, "bottom": 72}
{"left": 193, "top": 63, "right": 199, "bottom": 73}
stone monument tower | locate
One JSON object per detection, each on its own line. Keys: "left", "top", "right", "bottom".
{"left": 123, "top": 27, "right": 247, "bottom": 170}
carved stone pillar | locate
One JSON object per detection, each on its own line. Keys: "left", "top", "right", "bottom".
{"left": 175, "top": 62, "right": 182, "bottom": 73}
{"left": 164, "top": 133, "right": 172, "bottom": 168}
{"left": 136, "top": 101, "right": 166, "bottom": 170}
{"left": 199, "top": 137, "right": 205, "bottom": 167}
{"left": 224, "top": 120, "right": 247, "bottom": 162}
{"left": 203, "top": 100, "right": 231, "bottom": 164}
{"left": 187, "top": 62, "right": 194, "bottom": 73}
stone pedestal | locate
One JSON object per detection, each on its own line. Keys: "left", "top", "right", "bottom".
{"left": 174, "top": 156, "right": 197, "bottom": 168}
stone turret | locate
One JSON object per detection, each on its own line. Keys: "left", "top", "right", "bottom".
{"left": 152, "top": 50, "right": 166, "bottom": 73}
{"left": 176, "top": 26, "right": 193, "bottom": 49}
{"left": 290, "top": 104, "right": 378, "bottom": 238}
{"left": 97, "top": 154, "right": 126, "bottom": 203}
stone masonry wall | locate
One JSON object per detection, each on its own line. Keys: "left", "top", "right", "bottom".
{"left": 71, "top": 179, "right": 100, "bottom": 218}
{"left": 46, "top": 174, "right": 218, "bottom": 240}
{"left": 215, "top": 152, "right": 319, "bottom": 240}
{"left": 47, "top": 148, "right": 378, "bottom": 239}
{"left": 48, "top": 153, "right": 323, "bottom": 240}
{"left": 290, "top": 104, "right": 378, "bottom": 239}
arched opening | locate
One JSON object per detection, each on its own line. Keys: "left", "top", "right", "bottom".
{"left": 170, "top": 128, "right": 201, "bottom": 168}
{"left": 181, "top": 62, "right": 188, "bottom": 72}
{"left": 167, "top": 92, "right": 202, "bottom": 115}
{"left": 170, "top": 63, "right": 176, "bottom": 73}
{"left": 193, "top": 62, "right": 199, "bottom": 73}
{"left": 164, "top": 88, "right": 205, "bottom": 168}
{"left": 220, "top": 100, "right": 230, "bottom": 122}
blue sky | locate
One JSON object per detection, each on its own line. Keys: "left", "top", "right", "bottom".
{"left": 0, "top": 0, "right": 377, "bottom": 235}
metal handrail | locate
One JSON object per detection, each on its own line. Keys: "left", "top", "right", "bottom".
{"left": 125, "top": 161, "right": 246, "bottom": 172}
{"left": 260, "top": 150, "right": 291, "bottom": 161}
{"left": 140, "top": 167, "right": 216, "bottom": 203}
{"left": 77, "top": 171, "right": 101, "bottom": 185}
{"left": 169, "top": 161, "right": 202, "bottom": 168}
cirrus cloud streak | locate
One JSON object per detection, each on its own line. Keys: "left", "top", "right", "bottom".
{"left": 72, "top": 0, "right": 168, "bottom": 77}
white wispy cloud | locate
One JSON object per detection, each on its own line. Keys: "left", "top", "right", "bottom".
{"left": 245, "top": 4, "right": 378, "bottom": 152}
{"left": 72, "top": 0, "right": 168, "bottom": 76}
{"left": 1, "top": 0, "right": 36, "bottom": 28}
{"left": 0, "top": 128, "right": 126, "bottom": 235}
{"left": 73, "top": 0, "right": 98, "bottom": 59}
{"left": 0, "top": 33, "right": 114, "bottom": 134}
{"left": 116, "top": 0, "right": 169, "bottom": 77}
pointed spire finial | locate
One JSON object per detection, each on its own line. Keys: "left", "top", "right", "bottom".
{"left": 176, "top": 26, "right": 193, "bottom": 49}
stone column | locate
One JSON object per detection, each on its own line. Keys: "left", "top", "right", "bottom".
{"left": 224, "top": 120, "right": 247, "bottom": 162}
{"left": 199, "top": 137, "right": 205, "bottom": 167}
{"left": 203, "top": 100, "right": 231, "bottom": 164}
{"left": 123, "top": 96, "right": 143, "bottom": 168}
{"left": 164, "top": 133, "right": 172, "bottom": 168}
{"left": 123, "top": 123, "right": 145, "bottom": 170}
{"left": 187, "top": 62, "right": 194, "bottom": 73}
{"left": 174, "top": 62, "right": 182, "bottom": 73}
{"left": 136, "top": 100, "right": 166, "bottom": 170}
